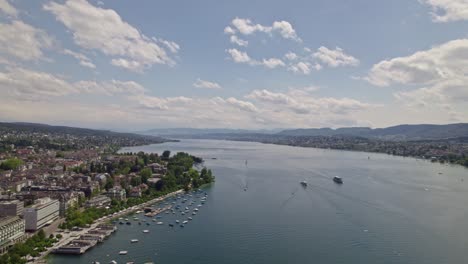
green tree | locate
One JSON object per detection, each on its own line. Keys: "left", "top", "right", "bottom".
{"left": 140, "top": 168, "right": 152, "bottom": 184}
{"left": 0, "top": 158, "right": 23, "bottom": 170}
{"left": 162, "top": 150, "right": 171, "bottom": 159}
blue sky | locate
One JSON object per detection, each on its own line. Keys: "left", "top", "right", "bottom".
{"left": 0, "top": 0, "right": 467, "bottom": 130}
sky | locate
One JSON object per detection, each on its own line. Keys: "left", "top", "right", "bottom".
{"left": 0, "top": 0, "right": 467, "bottom": 131}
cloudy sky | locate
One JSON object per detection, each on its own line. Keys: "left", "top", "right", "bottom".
{"left": 0, "top": 0, "right": 467, "bottom": 130}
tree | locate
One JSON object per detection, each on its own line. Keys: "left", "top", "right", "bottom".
{"left": 105, "top": 177, "right": 114, "bottom": 190}
{"left": 131, "top": 176, "right": 142, "bottom": 186}
{"left": 0, "top": 158, "right": 23, "bottom": 170}
{"left": 162, "top": 150, "right": 171, "bottom": 159}
{"left": 140, "top": 168, "right": 152, "bottom": 184}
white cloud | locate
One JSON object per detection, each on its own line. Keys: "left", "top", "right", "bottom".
{"left": 272, "top": 20, "right": 301, "bottom": 42}
{"left": 284, "top": 52, "right": 298, "bottom": 60}
{"left": 110, "top": 58, "right": 145, "bottom": 73}
{"left": 193, "top": 78, "right": 222, "bottom": 89}
{"left": 288, "top": 62, "right": 311, "bottom": 75}
{"left": 261, "top": 58, "right": 285, "bottom": 68}
{"left": 312, "top": 46, "right": 359, "bottom": 67}
{"left": 231, "top": 17, "right": 271, "bottom": 35}
{"left": 226, "top": 48, "right": 285, "bottom": 69}
{"left": 0, "top": 0, "right": 17, "bottom": 17}
{"left": 224, "top": 97, "right": 258, "bottom": 112}
{"left": 155, "top": 38, "right": 180, "bottom": 53}
{"left": 228, "top": 17, "right": 301, "bottom": 42}
{"left": 63, "top": 49, "right": 96, "bottom": 69}
{"left": 224, "top": 26, "right": 235, "bottom": 35}
{"left": 44, "top": 0, "right": 176, "bottom": 72}
{"left": 366, "top": 39, "right": 468, "bottom": 87}
{"left": 0, "top": 67, "right": 147, "bottom": 101}
{"left": 0, "top": 67, "right": 78, "bottom": 100}
{"left": 420, "top": 0, "right": 468, "bottom": 22}
{"left": 246, "top": 89, "right": 376, "bottom": 115}
{"left": 230, "top": 35, "right": 248, "bottom": 47}
{"left": 0, "top": 20, "right": 53, "bottom": 61}
{"left": 226, "top": 48, "right": 252, "bottom": 63}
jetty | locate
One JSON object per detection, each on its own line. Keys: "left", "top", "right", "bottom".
{"left": 52, "top": 224, "right": 117, "bottom": 255}
{"left": 144, "top": 205, "right": 172, "bottom": 217}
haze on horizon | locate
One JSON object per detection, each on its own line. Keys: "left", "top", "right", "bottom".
{"left": 0, "top": 0, "right": 467, "bottom": 131}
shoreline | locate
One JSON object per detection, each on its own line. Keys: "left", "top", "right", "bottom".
{"left": 37, "top": 189, "right": 184, "bottom": 263}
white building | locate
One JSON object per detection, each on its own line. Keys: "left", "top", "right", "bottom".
{"left": 0, "top": 216, "right": 26, "bottom": 254}
{"left": 23, "top": 198, "right": 59, "bottom": 231}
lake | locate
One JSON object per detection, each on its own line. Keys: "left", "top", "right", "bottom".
{"left": 50, "top": 139, "right": 468, "bottom": 264}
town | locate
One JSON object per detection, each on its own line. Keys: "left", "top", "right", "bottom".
{"left": 0, "top": 123, "right": 214, "bottom": 264}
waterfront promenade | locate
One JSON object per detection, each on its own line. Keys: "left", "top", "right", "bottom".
{"left": 33, "top": 189, "right": 183, "bottom": 263}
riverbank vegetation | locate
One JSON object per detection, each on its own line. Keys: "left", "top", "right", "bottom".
{"left": 0, "top": 230, "right": 58, "bottom": 264}
{"left": 61, "top": 150, "right": 215, "bottom": 229}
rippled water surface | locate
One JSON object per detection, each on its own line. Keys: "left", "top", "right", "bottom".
{"left": 50, "top": 139, "right": 468, "bottom": 264}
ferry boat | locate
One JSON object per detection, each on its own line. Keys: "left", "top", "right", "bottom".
{"left": 333, "top": 176, "right": 343, "bottom": 184}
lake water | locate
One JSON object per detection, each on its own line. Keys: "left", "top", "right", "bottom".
{"left": 50, "top": 139, "right": 468, "bottom": 264}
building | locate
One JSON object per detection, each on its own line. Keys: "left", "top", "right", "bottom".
{"left": 85, "top": 195, "right": 111, "bottom": 208}
{"left": 23, "top": 198, "right": 59, "bottom": 231}
{"left": 106, "top": 187, "right": 126, "bottom": 201}
{"left": 0, "top": 216, "right": 26, "bottom": 254}
{"left": 0, "top": 200, "right": 24, "bottom": 217}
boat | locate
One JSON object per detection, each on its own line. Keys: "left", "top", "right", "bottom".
{"left": 333, "top": 176, "right": 343, "bottom": 184}
{"left": 194, "top": 208, "right": 199, "bottom": 211}
{"left": 188, "top": 217, "right": 193, "bottom": 220}
{"left": 175, "top": 220, "right": 180, "bottom": 223}
{"left": 157, "top": 222, "right": 163, "bottom": 225}
{"left": 119, "top": 251, "right": 128, "bottom": 255}
{"left": 192, "top": 212, "right": 197, "bottom": 215}
{"left": 300, "top": 181, "right": 307, "bottom": 187}
{"left": 109, "top": 261, "right": 117, "bottom": 264}
{"left": 130, "top": 239, "right": 138, "bottom": 243}
{"left": 143, "top": 230, "right": 149, "bottom": 233}
{"left": 146, "top": 222, "right": 150, "bottom": 226}
{"left": 119, "top": 221, "right": 124, "bottom": 225}
{"left": 182, "top": 220, "right": 188, "bottom": 224}
{"left": 169, "top": 223, "right": 174, "bottom": 227}
{"left": 126, "top": 221, "right": 131, "bottom": 225}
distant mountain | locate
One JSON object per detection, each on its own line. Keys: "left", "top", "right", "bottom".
{"left": 278, "top": 123, "right": 468, "bottom": 141}
{"left": 138, "top": 128, "right": 281, "bottom": 136}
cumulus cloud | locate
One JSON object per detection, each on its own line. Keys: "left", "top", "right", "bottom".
{"left": 420, "top": 0, "right": 468, "bottom": 22}
{"left": 0, "top": 20, "right": 53, "bottom": 61}
{"left": 0, "top": 67, "right": 147, "bottom": 101}
{"left": 227, "top": 17, "right": 301, "bottom": 41}
{"left": 246, "top": 89, "right": 376, "bottom": 115}
{"left": 284, "top": 52, "right": 298, "bottom": 60}
{"left": 366, "top": 38, "right": 468, "bottom": 119}
{"left": 312, "top": 46, "right": 359, "bottom": 68}
{"left": 44, "top": 0, "right": 177, "bottom": 72}
{"left": 226, "top": 48, "right": 252, "bottom": 63}
{"left": 0, "top": 0, "right": 17, "bottom": 17}
{"left": 288, "top": 62, "right": 311, "bottom": 75}
{"left": 193, "top": 78, "right": 222, "bottom": 89}
{"left": 63, "top": 49, "right": 96, "bottom": 69}
{"left": 230, "top": 35, "right": 248, "bottom": 47}
{"left": 261, "top": 58, "right": 285, "bottom": 68}
{"left": 366, "top": 39, "right": 468, "bottom": 87}
{"left": 226, "top": 48, "right": 284, "bottom": 69}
